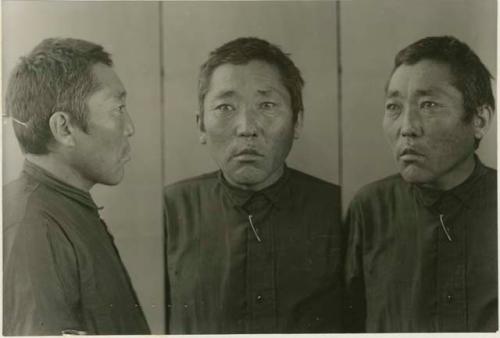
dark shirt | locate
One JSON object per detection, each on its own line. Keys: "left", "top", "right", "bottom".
{"left": 344, "top": 157, "right": 498, "bottom": 332}
{"left": 164, "top": 167, "right": 342, "bottom": 333}
{"left": 3, "top": 161, "right": 150, "bottom": 335}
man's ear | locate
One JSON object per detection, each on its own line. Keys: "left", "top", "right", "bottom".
{"left": 293, "top": 110, "right": 304, "bottom": 140}
{"left": 472, "top": 105, "right": 494, "bottom": 140}
{"left": 196, "top": 112, "right": 207, "bottom": 145}
{"left": 49, "top": 112, "right": 76, "bottom": 147}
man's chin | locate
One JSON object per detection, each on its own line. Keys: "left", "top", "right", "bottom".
{"left": 98, "top": 170, "right": 125, "bottom": 186}
{"left": 399, "top": 166, "right": 431, "bottom": 185}
{"left": 224, "top": 167, "right": 268, "bottom": 190}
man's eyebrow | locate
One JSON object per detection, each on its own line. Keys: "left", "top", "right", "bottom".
{"left": 414, "top": 89, "right": 436, "bottom": 97}
{"left": 386, "top": 90, "right": 401, "bottom": 99}
{"left": 257, "top": 89, "right": 272, "bottom": 96}
{"left": 386, "top": 87, "right": 454, "bottom": 99}
{"left": 257, "top": 87, "right": 290, "bottom": 99}
{"left": 416, "top": 86, "right": 459, "bottom": 98}
{"left": 212, "top": 90, "right": 236, "bottom": 100}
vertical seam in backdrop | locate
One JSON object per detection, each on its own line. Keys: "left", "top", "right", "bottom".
{"left": 158, "top": 1, "right": 167, "bottom": 333}
{"left": 336, "top": 1, "right": 344, "bottom": 194}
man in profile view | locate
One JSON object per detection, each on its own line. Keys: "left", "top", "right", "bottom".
{"left": 3, "top": 38, "right": 150, "bottom": 335}
{"left": 344, "top": 36, "right": 497, "bottom": 332}
{"left": 164, "top": 37, "right": 343, "bottom": 333}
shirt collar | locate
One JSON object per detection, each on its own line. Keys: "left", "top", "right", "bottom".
{"left": 413, "top": 155, "right": 488, "bottom": 208}
{"left": 219, "top": 165, "right": 293, "bottom": 209}
{"left": 23, "top": 160, "right": 99, "bottom": 211}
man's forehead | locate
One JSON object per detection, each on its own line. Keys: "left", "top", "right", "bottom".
{"left": 91, "top": 63, "right": 126, "bottom": 99}
{"left": 386, "top": 60, "right": 458, "bottom": 98}
{"left": 93, "top": 85, "right": 127, "bottom": 102}
{"left": 206, "top": 61, "right": 288, "bottom": 99}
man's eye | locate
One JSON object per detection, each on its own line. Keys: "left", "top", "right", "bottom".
{"left": 117, "top": 105, "right": 126, "bottom": 113}
{"left": 420, "top": 101, "right": 438, "bottom": 109}
{"left": 215, "top": 104, "right": 235, "bottom": 113}
{"left": 385, "top": 103, "right": 401, "bottom": 113}
{"left": 259, "top": 101, "right": 277, "bottom": 110}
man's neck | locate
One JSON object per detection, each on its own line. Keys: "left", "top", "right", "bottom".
{"left": 25, "top": 154, "right": 94, "bottom": 192}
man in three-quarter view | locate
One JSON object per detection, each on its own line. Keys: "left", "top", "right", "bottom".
{"left": 344, "top": 36, "right": 497, "bottom": 332}
{"left": 3, "top": 38, "right": 150, "bottom": 335}
{"left": 164, "top": 37, "right": 342, "bottom": 334}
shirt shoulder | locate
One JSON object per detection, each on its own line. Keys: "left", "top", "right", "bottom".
{"left": 481, "top": 164, "right": 497, "bottom": 185}
{"left": 287, "top": 167, "right": 340, "bottom": 198}
{"left": 347, "top": 174, "right": 408, "bottom": 214}
{"left": 3, "top": 179, "right": 81, "bottom": 335}
{"left": 3, "top": 174, "right": 75, "bottom": 254}
{"left": 475, "top": 164, "right": 497, "bottom": 207}
{"left": 3, "top": 171, "right": 92, "bottom": 258}
{"left": 344, "top": 175, "right": 406, "bottom": 253}
{"left": 163, "top": 171, "right": 219, "bottom": 201}
{"left": 3, "top": 174, "right": 48, "bottom": 232}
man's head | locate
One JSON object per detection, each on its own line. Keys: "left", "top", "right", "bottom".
{"left": 6, "top": 38, "right": 134, "bottom": 188}
{"left": 197, "top": 37, "right": 305, "bottom": 191}
{"left": 383, "top": 36, "right": 495, "bottom": 190}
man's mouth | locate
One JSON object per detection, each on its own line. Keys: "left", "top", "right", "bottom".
{"left": 122, "top": 154, "right": 132, "bottom": 163}
{"left": 232, "top": 148, "right": 264, "bottom": 161}
{"left": 399, "top": 147, "right": 424, "bottom": 161}
{"left": 121, "top": 146, "right": 132, "bottom": 163}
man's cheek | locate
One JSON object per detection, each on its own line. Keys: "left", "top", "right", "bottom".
{"left": 207, "top": 129, "right": 233, "bottom": 146}
{"left": 428, "top": 133, "right": 462, "bottom": 153}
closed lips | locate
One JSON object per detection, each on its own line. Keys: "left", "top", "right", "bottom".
{"left": 234, "top": 149, "right": 263, "bottom": 157}
{"left": 400, "top": 148, "right": 423, "bottom": 157}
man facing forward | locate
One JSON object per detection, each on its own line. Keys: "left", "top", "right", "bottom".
{"left": 344, "top": 36, "right": 497, "bottom": 332}
{"left": 164, "top": 37, "right": 342, "bottom": 334}
{"left": 3, "top": 38, "right": 150, "bottom": 335}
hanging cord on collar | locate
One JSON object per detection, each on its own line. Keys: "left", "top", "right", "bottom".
{"left": 247, "top": 214, "right": 262, "bottom": 242}
{"left": 439, "top": 214, "right": 453, "bottom": 242}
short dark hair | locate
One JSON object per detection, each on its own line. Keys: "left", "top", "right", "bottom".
{"left": 393, "top": 35, "right": 495, "bottom": 124}
{"left": 198, "top": 37, "right": 304, "bottom": 129}
{"left": 5, "top": 37, "right": 113, "bottom": 154}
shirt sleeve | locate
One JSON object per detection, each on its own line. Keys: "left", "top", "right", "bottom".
{"left": 3, "top": 213, "right": 83, "bottom": 335}
{"left": 342, "top": 197, "right": 367, "bottom": 332}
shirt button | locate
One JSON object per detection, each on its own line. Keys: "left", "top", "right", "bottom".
{"left": 447, "top": 294, "right": 453, "bottom": 303}
{"left": 256, "top": 295, "right": 263, "bottom": 303}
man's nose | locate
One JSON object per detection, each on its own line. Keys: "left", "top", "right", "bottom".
{"left": 400, "top": 105, "right": 422, "bottom": 137}
{"left": 235, "top": 106, "right": 258, "bottom": 137}
{"left": 124, "top": 111, "right": 135, "bottom": 137}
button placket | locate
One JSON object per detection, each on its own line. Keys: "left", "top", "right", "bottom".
{"left": 245, "top": 210, "right": 277, "bottom": 332}
{"left": 435, "top": 207, "right": 468, "bottom": 331}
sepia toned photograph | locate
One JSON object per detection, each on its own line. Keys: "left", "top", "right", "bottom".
{"left": 2, "top": 0, "right": 497, "bottom": 335}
